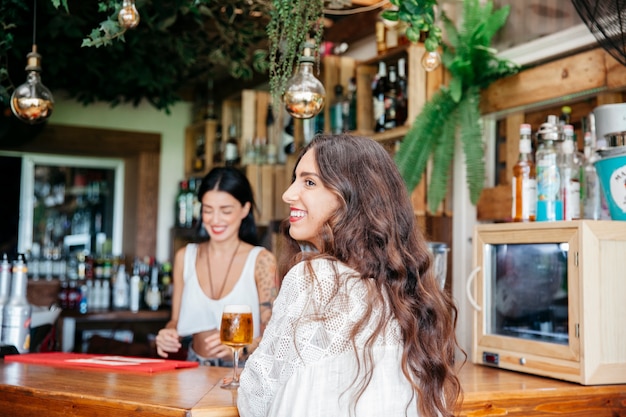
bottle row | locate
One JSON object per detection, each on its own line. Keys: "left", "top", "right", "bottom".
{"left": 511, "top": 113, "right": 610, "bottom": 223}
{"left": 58, "top": 256, "right": 172, "bottom": 314}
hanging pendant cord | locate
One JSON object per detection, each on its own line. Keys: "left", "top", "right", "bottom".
{"left": 32, "top": 0, "right": 37, "bottom": 46}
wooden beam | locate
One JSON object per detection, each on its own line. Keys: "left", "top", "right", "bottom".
{"left": 480, "top": 48, "right": 617, "bottom": 115}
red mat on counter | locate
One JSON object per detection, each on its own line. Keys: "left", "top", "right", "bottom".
{"left": 5, "top": 352, "right": 199, "bottom": 373}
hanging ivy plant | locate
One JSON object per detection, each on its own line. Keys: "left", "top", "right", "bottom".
{"left": 266, "top": 0, "right": 324, "bottom": 104}
{"left": 385, "top": 0, "right": 520, "bottom": 212}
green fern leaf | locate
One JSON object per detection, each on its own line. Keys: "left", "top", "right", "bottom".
{"left": 427, "top": 107, "right": 459, "bottom": 212}
{"left": 395, "top": 90, "right": 456, "bottom": 193}
{"left": 458, "top": 86, "right": 485, "bottom": 204}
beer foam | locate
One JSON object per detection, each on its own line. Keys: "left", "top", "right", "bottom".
{"left": 223, "top": 304, "right": 252, "bottom": 313}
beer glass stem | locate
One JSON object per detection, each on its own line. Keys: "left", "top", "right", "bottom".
{"left": 232, "top": 347, "right": 240, "bottom": 384}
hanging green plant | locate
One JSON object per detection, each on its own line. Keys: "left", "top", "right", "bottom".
{"left": 386, "top": 0, "right": 520, "bottom": 212}
{"left": 266, "top": 0, "right": 324, "bottom": 104}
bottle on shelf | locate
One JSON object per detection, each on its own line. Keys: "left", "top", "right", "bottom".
{"left": 144, "top": 264, "right": 161, "bottom": 311}
{"left": 535, "top": 115, "right": 563, "bottom": 221}
{"left": 511, "top": 123, "right": 536, "bottom": 222}
{"left": 372, "top": 61, "right": 388, "bottom": 133}
{"left": 396, "top": 58, "right": 408, "bottom": 126}
{"left": 559, "top": 124, "right": 581, "bottom": 220}
{"left": 347, "top": 77, "right": 357, "bottom": 131}
{"left": 330, "top": 84, "right": 349, "bottom": 134}
{"left": 384, "top": 65, "right": 398, "bottom": 130}
{"left": 1, "top": 254, "right": 32, "bottom": 353}
{"left": 112, "top": 264, "right": 129, "bottom": 310}
{"left": 186, "top": 178, "right": 196, "bottom": 227}
{"left": 0, "top": 253, "right": 12, "bottom": 333}
{"left": 176, "top": 180, "right": 189, "bottom": 228}
{"left": 129, "top": 261, "right": 141, "bottom": 313}
{"left": 193, "top": 132, "right": 205, "bottom": 173}
{"left": 224, "top": 124, "right": 240, "bottom": 167}
{"left": 580, "top": 131, "right": 601, "bottom": 219}
{"left": 212, "top": 124, "right": 223, "bottom": 165}
{"left": 266, "top": 104, "right": 278, "bottom": 164}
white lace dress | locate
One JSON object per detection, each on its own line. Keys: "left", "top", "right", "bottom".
{"left": 238, "top": 258, "right": 419, "bottom": 417}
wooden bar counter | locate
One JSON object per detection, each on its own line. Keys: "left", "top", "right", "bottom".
{"left": 0, "top": 359, "right": 624, "bottom": 416}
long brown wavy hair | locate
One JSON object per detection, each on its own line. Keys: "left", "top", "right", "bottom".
{"left": 278, "top": 134, "right": 463, "bottom": 417}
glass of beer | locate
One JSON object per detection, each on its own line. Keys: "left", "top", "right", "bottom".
{"left": 220, "top": 304, "right": 253, "bottom": 389}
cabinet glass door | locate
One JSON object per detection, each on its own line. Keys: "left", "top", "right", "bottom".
{"left": 18, "top": 154, "right": 124, "bottom": 260}
{"left": 485, "top": 242, "right": 569, "bottom": 345}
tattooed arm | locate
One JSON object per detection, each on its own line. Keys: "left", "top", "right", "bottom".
{"left": 248, "top": 248, "right": 278, "bottom": 356}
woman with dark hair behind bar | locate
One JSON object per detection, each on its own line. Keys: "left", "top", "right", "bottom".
{"left": 156, "top": 167, "right": 277, "bottom": 366}
{"left": 238, "top": 134, "right": 462, "bottom": 417}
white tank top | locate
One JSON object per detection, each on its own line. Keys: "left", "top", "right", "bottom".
{"left": 176, "top": 244, "right": 262, "bottom": 337}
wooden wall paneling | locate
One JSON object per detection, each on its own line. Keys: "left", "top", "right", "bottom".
{"left": 356, "top": 64, "right": 378, "bottom": 134}
{"left": 241, "top": 90, "right": 257, "bottom": 148}
{"left": 135, "top": 151, "right": 160, "bottom": 258}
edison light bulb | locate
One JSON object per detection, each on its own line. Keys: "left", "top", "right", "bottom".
{"left": 283, "top": 42, "right": 326, "bottom": 119}
{"left": 421, "top": 50, "right": 441, "bottom": 72}
{"left": 118, "top": 0, "right": 140, "bottom": 29}
{"left": 10, "top": 45, "right": 54, "bottom": 124}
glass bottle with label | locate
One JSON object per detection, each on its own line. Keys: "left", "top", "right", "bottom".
{"left": 330, "top": 84, "right": 348, "bottom": 134}
{"left": 1, "top": 254, "right": 32, "bottom": 353}
{"left": 535, "top": 115, "right": 563, "bottom": 221}
{"left": 384, "top": 65, "right": 398, "bottom": 130}
{"left": 372, "top": 61, "right": 387, "bottom": 132}
{"left": 224, "top": 124, "right": 240, "bottom": 167}
{"left": 559, "top": 124, "right": 581, "bottom": 220}
{"left": 512, "top": 123, "right": 536, "bottom": 222}
{"left": 581, "top": 131, "right": 602, "bottom": 219}
{"left": 396, "top": 58, "right": 408, "bottom": 126}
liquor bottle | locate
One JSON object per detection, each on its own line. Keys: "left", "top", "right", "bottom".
{"left": 330, "top": 84, "right": 348, "bottom": 134}
{"left": 511, "top": 124, "right": 536, "bottom": 222}
{"left": 1, "top": 254, "right": 32, "bottom": 353}
{"left": 0, "top": 253, "right": 12, "bottom": 336}
{"left": 265, "top": 104, "right": 278, "bottom": 165}
{"left": 144, "top": 264, "right": 161, "bottom": 311}
{"left": 372, "top": 61, "right": 387, "bottom": 132}
{"left": 212, "top": 124, "right": 223, "bottom": 164}
{"left": 193, "top": 132, "right": 205, "bottom": 173}
{"left": 559, "top": 124, "right": 580, "bottom": 220}
{"left": 396, "top": 58, "right": 408, "bottom": 126}
{"left": 186, "top": 178, "right": 196, "bottom": 228}
{"left": 129, "top": 261, "right": 141, "bottom": 313}
{"left": 535, "top": 115, "right": 563, "bottom": 221}
{"left": 347, "top": 77, "right": 357, "bottom": 131}
{"left": 112, "top": 264, "right": 129, "bottom": 310}
{"left": 224, "top": 124, "right": 240, "bottom": 167}
{"left": 581, "top": 131, "right": 602, "bottom": 220}
{"left": 175, "top": 180, "right": 188, "bottom": 228}
{"left": 384, "top": 65, "right": 398, "bottom": 130}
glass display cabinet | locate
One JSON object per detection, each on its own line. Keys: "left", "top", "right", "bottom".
{"left": 17, "top": 154, "right": 124, "bottom": 271}
{"left": 470, "top": 220, "right": 626, "bottom": 385}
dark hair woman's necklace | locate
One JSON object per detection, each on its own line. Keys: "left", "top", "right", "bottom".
{"left": 207, "top": 240, "right": 241, "bottom": 299}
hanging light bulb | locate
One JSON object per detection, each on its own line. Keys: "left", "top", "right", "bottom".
{"left": 421, "top": 50, "right": 441, "bottom": 72}
{"left": 10, "top": 0, "right": 54, "bottom": 124}
{"left": 118, "top": 0, "right": 140, "bottom": 29}
{"left": 283, "top": 42, "right": 326, "bottom": 119}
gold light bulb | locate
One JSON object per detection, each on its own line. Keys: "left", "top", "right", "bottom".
{"left": 283, "top": 42, "right": 326, "bottom": 119}
{"left": 118, "top": 0, "right": 140, "bottom": 29}
{"left": 10, "top": 45, "right": 54, "bottom": 124}
{"left": 421, "top": 50, "right": 441, "bottom": 72}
